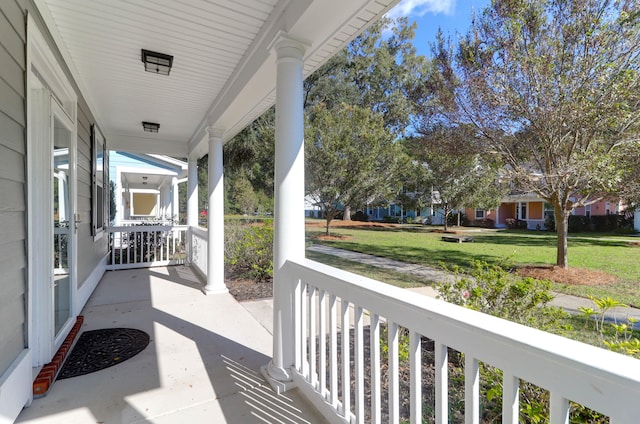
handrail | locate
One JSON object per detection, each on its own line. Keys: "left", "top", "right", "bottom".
{"left": 189, "top": 225, "right": 208, "bottom": 278}
{"left": 107, "top": 225, "right": 187, "bottom": 270}
{"left": 284, "top": 257, "right": 640, "bottom": 424}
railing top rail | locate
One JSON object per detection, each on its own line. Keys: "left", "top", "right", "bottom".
{"left": 285, "top": 258, "right": 640, "bottom": 420}
{"left": 108, "top": 225, "right": 188, "bottom": 232}
{"left": 189, "top": 226, "right": 208, "bottom": 237}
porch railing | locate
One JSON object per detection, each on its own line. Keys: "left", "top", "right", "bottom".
{"left": 285, "top": 258, "right": 640, "bottom": 424}
{"left": 189, "top": 226, "right": 208, "bottom": 278}
{"left": 107, "top": 225, "right": 187, "bottom": 270}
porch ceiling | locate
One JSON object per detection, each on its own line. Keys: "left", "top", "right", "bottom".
{"left": 35, "top": 0, "right": 399, "bottom": 158}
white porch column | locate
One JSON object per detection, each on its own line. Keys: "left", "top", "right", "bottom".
{"left": 187, "top": 159, "right": 199, "bottom": 227}
{"left": 265, "top": 33, "right": 306, "bottom": 388}
{"left": 187, "top": 159, "right": 199, "bottom": 265}
{"left": 171, "top": 176, "right": 179, "bottom": 222}
{"left": 203, "top": 127, "right": 228, "bottom": 295}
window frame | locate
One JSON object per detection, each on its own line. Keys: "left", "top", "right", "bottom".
{"left": 91, "top": 124, "right": 108, "bottom": 239}
{"left": 475, "top": 209, "right": 485, "bottom": 219}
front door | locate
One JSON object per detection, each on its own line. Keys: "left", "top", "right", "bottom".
{"left": 52, "top": 101, "right": 75, "bottom": 341}
{"left": 29, "top": 79, "right": 77, "bottom": 365}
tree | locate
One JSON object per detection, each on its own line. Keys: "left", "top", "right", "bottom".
{"left": 304, "top": 17, "right": 428, "bottom": 136}
{"left": 306, "top": 103, "right": 402, "bottom": 234}
{"left": 304, "top": 17, "right": 429, "bottom": 220}
{"left": 427, "top": 0, "right": 640, "bottom": 267}
{"left": 223, "top": 107, "right": 275, "bottom": 214}
{"left": 410, "top": 125, "right": 505, "bottom": 230}
{"left": 230, "top": 175, "right": 259, "bottom": 215}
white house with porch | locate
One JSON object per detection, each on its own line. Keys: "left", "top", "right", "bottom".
{"left": 110, "top": 152, "right": 187, "bottom": 225}
{"left": 1, "top": 1, "right": 640, "bottom": 423}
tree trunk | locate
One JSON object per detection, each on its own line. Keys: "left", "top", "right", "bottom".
{"left": 457, "top": 211, "right": 461, "bottom": 227}
{"left": 443, "top": 205, "right": 449, "bottom": 231}
{"left": 554, "top": 204, "right": 569, "bottom": 268}
{"left": 343, "top": 205, "right": 351, "bottom": 221}
{"left": 325, "top": 217, "right": 332, "bottom": 236}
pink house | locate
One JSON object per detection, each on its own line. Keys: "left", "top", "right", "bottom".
{"left": 466, "top": 194, "right": 625, "bottom": 230}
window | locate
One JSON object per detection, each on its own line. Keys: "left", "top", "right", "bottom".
{"left": 585, "top": 205, "right": 591, "bottom": 218}
{"left": 605, "top": 202, "right": 611, "bottom": 215}
{"left": 91, "top": 124, "right": 108, "bottom": 238}
{"left": 475, "top": 209, "right": 485, "bottom": 219}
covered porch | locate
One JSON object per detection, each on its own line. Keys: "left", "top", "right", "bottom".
{"left": 5, "top": 0, "right": 640, "bottom": 423}
{"left": 17, "top": 266, "right": 324, "bottom": 423}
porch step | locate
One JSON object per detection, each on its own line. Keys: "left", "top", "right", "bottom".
{"left": 32, "top": 316, "right": 84, "bottom": 397}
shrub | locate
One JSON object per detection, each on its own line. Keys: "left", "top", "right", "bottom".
{"left": 435, "top": 261, "right": 572, "bottom": 423}
{"left": 352, "top": 210, "right": 369, "bottom": 222}
{"left": 447, "top": 212, "right": 467, "bottom": 226}
{"left": 544, "top": 214, "right": 555, "bottom": 231}
{"left": 225, "top": 221, "right": 273, "bottom": 281}
{"left": 381, "top": 215, "right": 400, "bottom": 223}
{"left": 568, "top": 215, "right": 589, "bottom": 232}
{"left": 436, "top": 260, "right": 567, "bottom": 329}
{"left": 472, "top": 218, "right": 495, "bottom": 228}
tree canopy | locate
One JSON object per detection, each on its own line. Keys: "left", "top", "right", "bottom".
{"left": 425, "top": 0, "right": 640, "bottom": 267}
{"left": 409, "top": 125, "right": 505, "bottom": 230}
{"left": 305, "top": 103, "right": 402, "bottom": 234}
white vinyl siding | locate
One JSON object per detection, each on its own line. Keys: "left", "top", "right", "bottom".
{"left": 0, "top": 0, "right": 27, "bottom": 376}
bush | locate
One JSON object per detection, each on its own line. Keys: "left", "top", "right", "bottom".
{"left": 381, "top": 215, "right": 400, "bottom": 223}
{"left": 435, "top": 261, "right": 572, "bottom": 422}
{"left": 447, "top": 212, "right": 467, "bottom": 226}
{"left": 544, "top": 214, "right": 555, "bottom": 231}
{"left": 352, "top": 210, "right": 369, "bottom": 222}
{"left": 472, "top": 218, "right": 495, "bottom": 228}
{"left": 568, "top": 215, "right": 589, "bottom": 232}
{"left": 225, "top": 221, "right": 273, "bottom": 281}
{"left": 505, "top": 218, "right": 527, "bottom": 230}
{"left": 436, "top": 260, "right": 566, "bottom": 329}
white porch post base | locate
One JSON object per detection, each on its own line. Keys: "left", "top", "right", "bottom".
{"left": 202, "top": 285, "right": 228, "bottom": 295}
{"left": 261, "top": 363, "right": 297, "bottom": 394}
{"left": 203, "top": 127, "right": 228, "bottom": 296}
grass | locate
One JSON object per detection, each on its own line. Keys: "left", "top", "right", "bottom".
{"left": 307, "top": 226, "right": 640, "bottom": 306}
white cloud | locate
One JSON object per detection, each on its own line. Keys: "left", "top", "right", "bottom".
{"left": 386, "top": 0, "right": 456, "bottom": 19}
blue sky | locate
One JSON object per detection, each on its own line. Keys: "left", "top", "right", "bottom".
{"left": 386, "top": 0, "right": 491, "bottom": 56}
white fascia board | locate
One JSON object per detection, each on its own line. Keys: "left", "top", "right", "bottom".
{"left": 116, "top": 166, "right": 178, "bottom": 177}
{"left": 147, "top": 154, "right": 188, "bottom": 170}
{"left": 107, "top": 133, "right": 188, "bottom": 157}
{"left": 129, "top": 188, "right": 161, "bottom": 194}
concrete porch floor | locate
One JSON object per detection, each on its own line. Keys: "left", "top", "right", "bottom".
{"left": 16, "top": 266, "right": 327, "bottom": 424}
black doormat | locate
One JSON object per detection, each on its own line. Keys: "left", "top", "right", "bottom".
{"left": 57, "top": 328, "right": 150, "bottom": 380}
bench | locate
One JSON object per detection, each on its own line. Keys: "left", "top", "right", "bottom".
{"left": 441, "top": 235, "right": 474, "bottom": 243}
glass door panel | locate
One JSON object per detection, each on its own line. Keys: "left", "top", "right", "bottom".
{"left": 53, "top": 113, "right": 72, "bottom": 336}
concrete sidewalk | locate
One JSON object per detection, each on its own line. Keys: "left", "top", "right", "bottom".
{"left": 305, "top": 244, "right": 640, "bottom": 327}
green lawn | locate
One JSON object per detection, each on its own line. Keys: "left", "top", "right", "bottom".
{"left": 307, "top": 226, "right": 640, "bottom": 306}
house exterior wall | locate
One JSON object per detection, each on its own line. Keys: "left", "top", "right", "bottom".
{"left": 76, "top": 98, "right": 109, "bottom": 289}
{"left": 498, "top": 203, "right": 516, "bottom": 226}
{"left": 529, "top": 201, "right": 543, "bottom": 220}
{"left": 0, "top": 0, "right": 28, "bottom": 379}
{"left": 0, "top": 2, "right": 109, "bottom": 419}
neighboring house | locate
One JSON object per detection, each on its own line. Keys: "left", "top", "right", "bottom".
{"left": 304, "top": 195, "right": 322, "bottom": 218}
{"left": 466, "top": 193, "right": 627, "bottom": 229}
{"left": 110, "top": 152, "right": 187, "bottom": 225}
